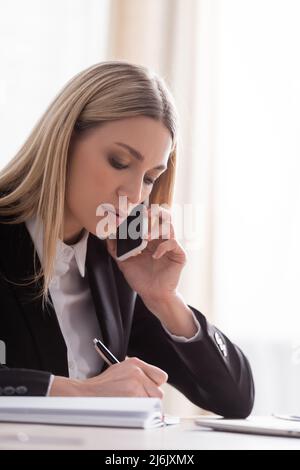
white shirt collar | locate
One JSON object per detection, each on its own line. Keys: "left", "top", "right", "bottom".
{"left": 25, "top": 216, "right": 89, "bottom": 278}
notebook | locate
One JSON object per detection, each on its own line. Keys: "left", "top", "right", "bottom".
{"left": 0, "top": 397, "right": 176, "bottom": 429}
{"left": 195, "top": 416, "right": 300, "bottom": 438}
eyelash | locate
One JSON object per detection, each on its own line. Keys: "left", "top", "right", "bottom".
{"left": 109, "top": 157, "right": 155, "bottom": 186}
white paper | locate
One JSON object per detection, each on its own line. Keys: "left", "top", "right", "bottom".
{"left": 0, "top": 396, "right": 164, "bottom": 429}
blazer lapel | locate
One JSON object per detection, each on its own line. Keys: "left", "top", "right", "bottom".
{"left": 86, "top": 235, "right": 124, "bottom": 362}
{"left": 0, "top": 222, "right": 68, "bottom": 376}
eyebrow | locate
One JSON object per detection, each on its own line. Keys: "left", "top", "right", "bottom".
{"left": 114, "top": 142, "right": 167, "bottom": 171}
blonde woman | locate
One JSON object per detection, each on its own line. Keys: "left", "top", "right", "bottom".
{"left": 0, "top": 61, "right": 254, "bottom": 417}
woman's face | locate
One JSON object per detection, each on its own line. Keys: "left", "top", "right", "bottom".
{"left": 65, "top": 116, "right": 172, "bottom": 242}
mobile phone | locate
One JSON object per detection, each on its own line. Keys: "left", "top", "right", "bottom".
{"left": 116, "top": 203, "right": 148, "bottom": 261}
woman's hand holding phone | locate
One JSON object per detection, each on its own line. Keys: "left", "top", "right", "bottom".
{"left": 106, "top": 204, "right": 198, "bottom": 338}
{"left": 106, "top": 205, "right": 186, "bottom": 304}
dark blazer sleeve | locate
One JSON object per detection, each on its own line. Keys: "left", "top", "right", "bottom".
{"left": 127, "top": 295, "right": 255, "bottom": 418}
{"left": 0, "top": 273, "right": 52, "bottom": 397}
{"left": 0, "top": 365, "right": 51, "bottom": 396}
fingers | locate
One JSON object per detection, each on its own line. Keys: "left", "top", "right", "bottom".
{"left": 147, "top": 206, "right": 174, "bottom": 241}
{"left": 152, "top": 238, "right": 186, "bottom": 263}
{"left": 87, "top": 357, "right": 168, "bottom": 398}
{"left": 152, "top": 238, "right": 177, "bottom": 259}
{"left": 131, "top": 364, "right": 165, "bottom": 398}
{"left": 126, "top": 357, "right": 168, "bottom": 386}
{"left": 114, "top": 358, "right": 167, "bottom": 398}
{"left": 142, "top": 380, "right": 164, "bottom": 399}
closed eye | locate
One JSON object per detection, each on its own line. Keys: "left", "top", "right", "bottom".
{"left": 109, "top": 156, "right": 129, "bottom": 170}
{"left": 144, "top": 177, "right": 155, "bottom": 185}
{"left": 108, "top": 155, "right": 161, "bottom": 186}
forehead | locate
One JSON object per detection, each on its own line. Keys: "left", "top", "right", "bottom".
{"left": 94, "top": 116, "right": 173, "bottom": 165}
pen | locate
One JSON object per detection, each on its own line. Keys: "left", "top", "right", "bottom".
{"left": 93, "top": 338, "right": 120, "bottom": 366}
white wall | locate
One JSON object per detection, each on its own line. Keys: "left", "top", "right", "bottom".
{"left": 0, "top": 0, "right": 109, "bottom": 168}
{"left": 212, "top": 0, "right": 300, "bottom": 412}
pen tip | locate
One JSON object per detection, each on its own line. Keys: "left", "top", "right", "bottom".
{"left": 93, "top": 338, "right": 98, "bottom": 344}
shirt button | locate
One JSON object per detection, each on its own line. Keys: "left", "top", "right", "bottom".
{"left": 68, "top": 360, "right": 75, "bottom": 370}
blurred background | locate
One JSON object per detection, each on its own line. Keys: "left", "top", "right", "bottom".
{"left": 1, "top": 0, "right": 300, "bottom": 416}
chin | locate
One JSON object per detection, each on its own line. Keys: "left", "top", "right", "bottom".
{"left": 94, "top": 217, "right": 118, "bottom": 240}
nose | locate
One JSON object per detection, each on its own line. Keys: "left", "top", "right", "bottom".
{"left": 118, "top": 176, "right": 144, "bottom": 206}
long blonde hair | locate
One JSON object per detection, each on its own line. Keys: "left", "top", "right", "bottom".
{"left": 0, "top": 61, "right": 178, "bottom": 304}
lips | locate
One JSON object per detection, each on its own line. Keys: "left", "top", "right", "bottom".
{"left": 99, "top": 204, "right": 128, "bottom": 222}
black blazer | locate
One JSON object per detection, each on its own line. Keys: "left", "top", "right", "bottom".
{"left": 0, "top": 220, "right": 254, "bottom": 418}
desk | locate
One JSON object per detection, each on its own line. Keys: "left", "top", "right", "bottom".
{"left": 0, "top": 418, "right": 300, "bottom": 450}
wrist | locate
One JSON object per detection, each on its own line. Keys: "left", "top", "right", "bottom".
{"left": 141, "top": 291, "right": 181, "bottom": 314}
{"left": 142, "top": 292, "right": 199, "bottom": 338}
{"left": 48, "top": 375, "right": 84, "bottom": 396}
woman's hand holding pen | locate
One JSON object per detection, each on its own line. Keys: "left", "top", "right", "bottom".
{"left": 49, "top": 357, "right": 168, "bottom": 398}
{"left": 106, "top": 206, "right": 198, "bottom": 338}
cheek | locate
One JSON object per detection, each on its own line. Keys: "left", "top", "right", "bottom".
{"left": 66, "top": 153, "right": 117, "bottom": 214}
{"left": 67, "top": 153, "right": 94, "bottom": 200}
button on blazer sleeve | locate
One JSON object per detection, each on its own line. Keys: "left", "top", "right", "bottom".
{"left": 0, "top": 365, "right": 51, "bottom": 396}
{"left": 127, "top": 295, "right": 255, "bottom": 418}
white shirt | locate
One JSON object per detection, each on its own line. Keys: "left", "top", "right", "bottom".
{"left": 25, "top": 217, "right": 201, "bottom": 383}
